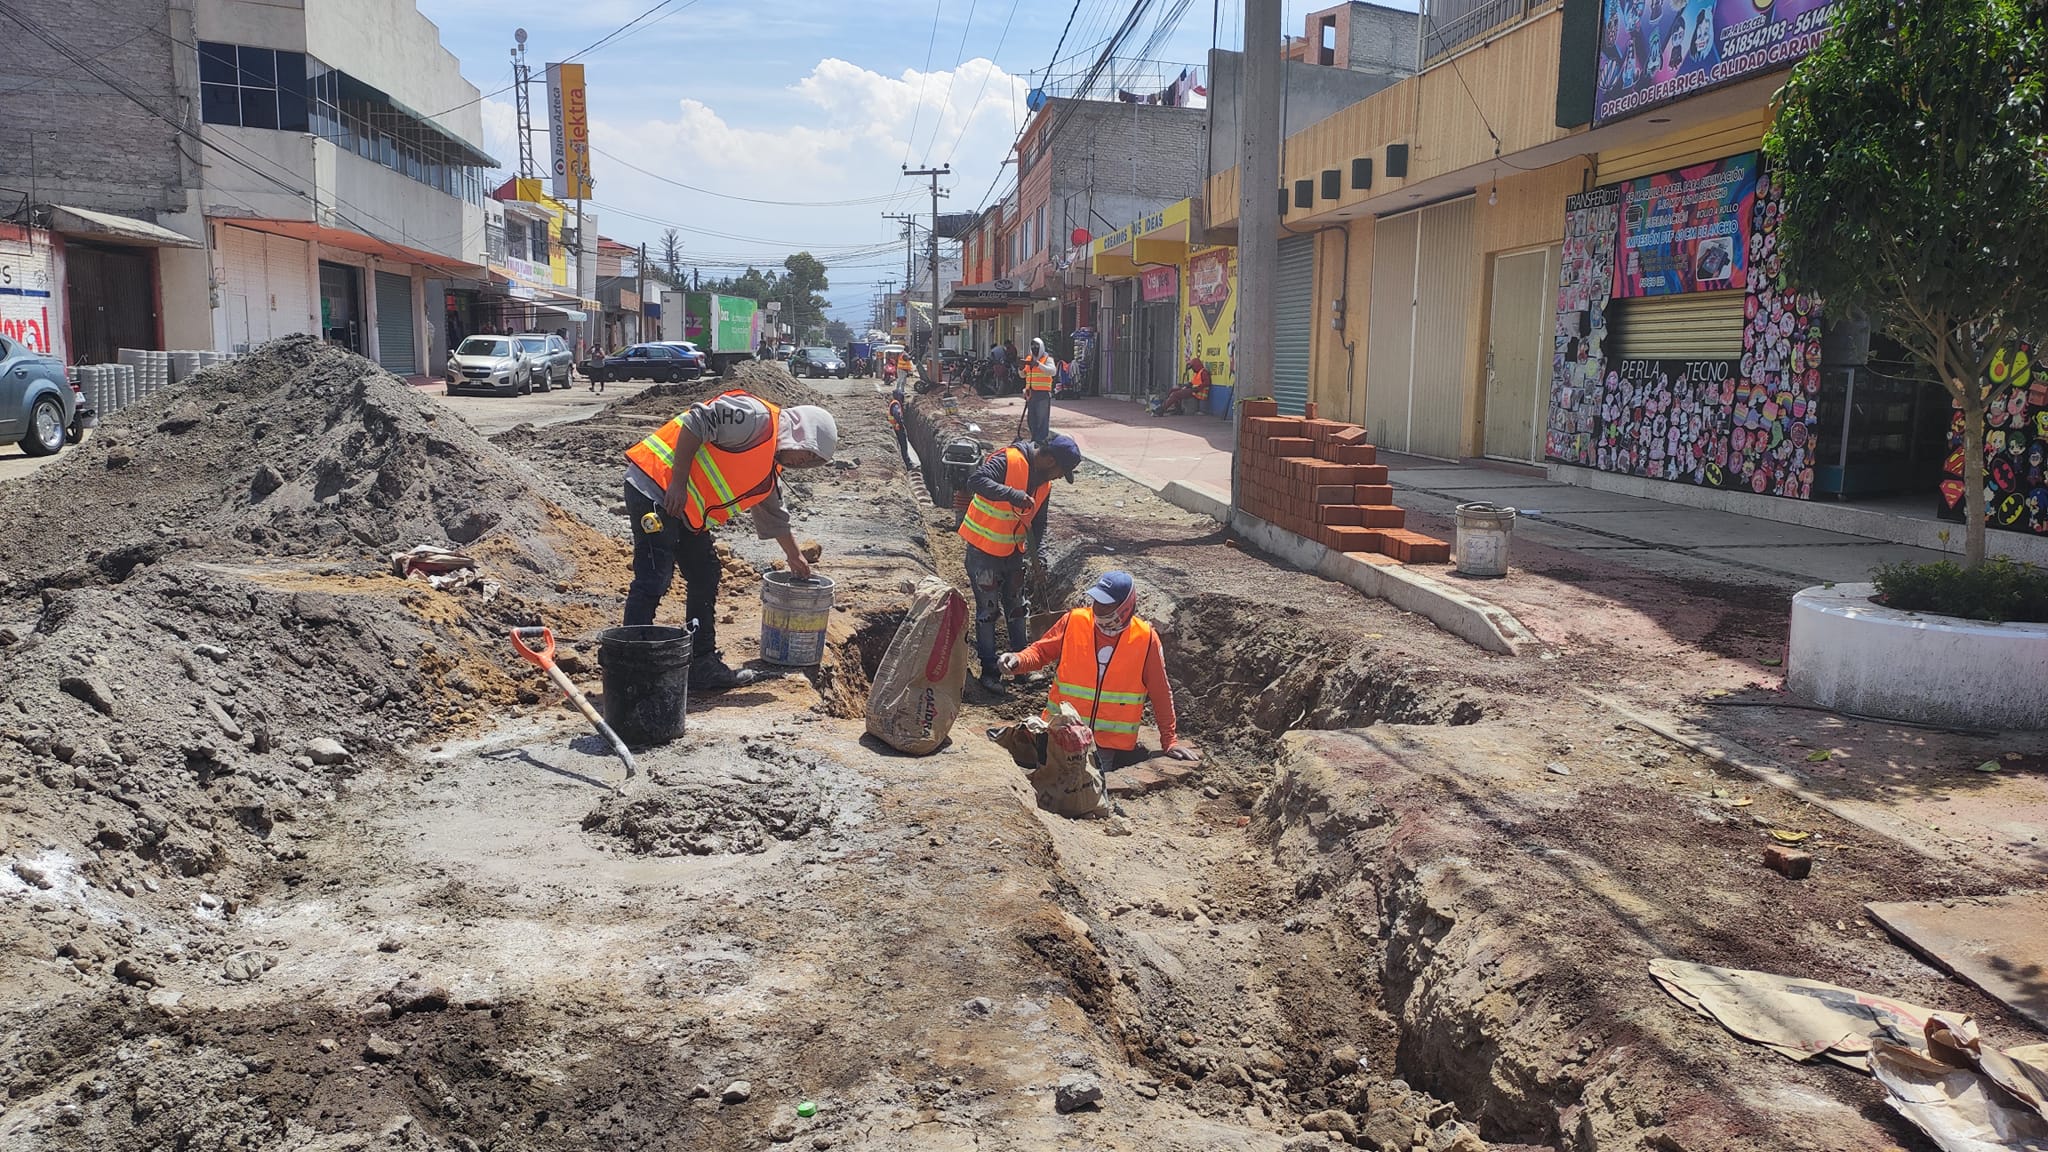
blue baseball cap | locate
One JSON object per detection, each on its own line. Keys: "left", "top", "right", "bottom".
{"left": 1042, "top": 433, "right": 1083, "bottom": 482}
{"left": 1084, "top": 570, "right": 1134, "bottom": 609}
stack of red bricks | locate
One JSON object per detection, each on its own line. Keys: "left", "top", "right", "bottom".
{"left": 1236, "top": 399, "right": 1451, "bottom": 564}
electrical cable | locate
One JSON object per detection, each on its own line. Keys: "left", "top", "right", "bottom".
{"left": 591, "top": 146, "right": 919, "bottom": 207}
{"left": 942, "top": 0, "right": 1024, "bottom": 165}
{"left": 919, "top": 0, "right": 981, "bottom": 162}
{"left": 900, "top": 0, "right": 947, "bottom": 170}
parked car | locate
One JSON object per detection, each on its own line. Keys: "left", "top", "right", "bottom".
{"left": 0, "top": 334, "right": 91, "bottom": 456}
{"left": 775, "top": 343, "right": 796, "bottom": 362}
{"left": 445, "top": 335, "right": 533, "bottom": 395}
{"left": 590, "top": 342, "right": 695, "bottom": 383}
{"left": 513, "top": 332, "right": 574, "bottom": 391}
{"left": 789, "top": 347, "right": 846, "bottom": 379}
{"left": 655, "top": 341, "right": 709, "bottom": 379}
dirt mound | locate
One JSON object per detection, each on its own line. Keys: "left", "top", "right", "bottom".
{"left": 611, "top": 360, "right": 825, "bottom": 415}
{"left": 579, "top": 737, "right": 851, "bottom": 855}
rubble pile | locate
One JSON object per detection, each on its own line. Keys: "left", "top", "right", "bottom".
{"left": 0, "top": 337, "right": 617, "bottom": 1006}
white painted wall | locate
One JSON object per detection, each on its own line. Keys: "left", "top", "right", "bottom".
{"left": 1789, "top": 584, "right": 2048, "bottom": 730}
{"left": 195, "top": 0, "right": 310, "bottom": 52}
{"left": 323, "top": 140, "right": 470, "bottom": 261}
{"left": 304, "top": 0, "right": 487, "bottom": 151}
{"left": 201, "top": 125, "right": 319, "bottom": 222}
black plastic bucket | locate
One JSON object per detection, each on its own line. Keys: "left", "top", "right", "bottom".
{"left": 596, "top": 624, "right": 694, "bottom": 747}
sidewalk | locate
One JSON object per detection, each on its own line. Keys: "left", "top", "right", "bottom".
{"left": 978, "top": 394, "right": 1233, "bottom": 502}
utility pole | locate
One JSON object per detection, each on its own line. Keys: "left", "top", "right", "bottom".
{"left": 1236, "top": 0, "right": 1281, "bottom": 509}
{"left": 883, "top": 211, "right": 917, "bottom": 350}
{"left": 904, "top": 165, "right": 950, "bottom": 381}
{"left": 511, "top": 30, "right": 535, "bottom": 179}
{"left": 638, "top": 241, "right": 649, "bottom": 345}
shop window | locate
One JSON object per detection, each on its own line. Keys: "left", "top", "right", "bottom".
{"left": 198, "top": 42, "right": 308, "bottom": 132}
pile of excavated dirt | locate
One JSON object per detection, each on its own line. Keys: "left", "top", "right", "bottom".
{"left": 0, "top": 338, "right": 626, "bottom": 1020}
{"left": 580, "top": 734, "right": 857, "bottom": 856}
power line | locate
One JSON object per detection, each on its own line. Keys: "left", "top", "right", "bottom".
{"left": 900, "top": 0, "right": 947, "bottom": 170}
{"left": 943, "top": 0, "right": 1024, "bottom": 165}
{"left": 591, "top": 145, "right": 920, "bottom": 208}
{"left": 1043, "top": 0, "right": 1089, "bottom": 84}
{"left": 919, "top": 0, "right": 981, "bottom": 163}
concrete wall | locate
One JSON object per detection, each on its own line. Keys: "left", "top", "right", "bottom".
{"left": 325, "top": 141, "right": 471, "bottom": 260}
{"left": 1207, "top": 49, "right": 1404, "bottom": 176}
{"left": 1347, "top": 2, "right": 1420, "bottom": 82}
{"left": 201, "top": 124, "right": 318, "bottom": 221}
{"left": 195, "top": 0, "right": 307, "bottom": 50}
{"left": 1048, "top": 98, "right": 1207, "bottom": 220}
{"left": 304, "top": 0, "right": 485, "bottom": 149}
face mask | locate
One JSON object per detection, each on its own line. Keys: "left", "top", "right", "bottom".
{"left": 1094, "top": 601, "right": 1133, "bottom": 635}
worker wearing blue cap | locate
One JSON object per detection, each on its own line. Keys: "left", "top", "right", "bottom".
{"left": 1003, "top": 570, "right": 1197, "bottom": 767}
{"left": 959, "top": 433, "right": 1085, "bottom": 695}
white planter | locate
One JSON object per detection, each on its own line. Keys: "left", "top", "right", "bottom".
{"left": 1788, "top": 583, "right": 2048, "bottom": 730}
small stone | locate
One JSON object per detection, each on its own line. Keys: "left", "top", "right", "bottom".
{"left": 377, "top": 938, "right": 403, "bottom": 953}
{"left": 1054, "top": 1073, "right": 1103, "bottom": 1113}
{"left": 59, "top": 675, "right": 117, "bottom": 717}
{"left": 306, "top": 738, "right": 350, "bottom": 766}
{"left": 1201, "top": 785, "right": 1220, "bottom": 799}
{"left": 113, "top": 958, "right": 156, "bottom": 986}
{"left": 222, "top": 950, "right": 274, "bottom": 983}
{"left": 249, "top": 464, "right": 285, "bottom": 498}
{"left": 360, "top": 1002, "right": 393, "bottom": 1023}
{"left": 1327, "top": 1045, "right": 1362, "bottom": 1079}
{"left": 689, "top": 1083, "right": 713, "bottom": 1100}
{"left": 1301, "top": 1109, "right": 1358, "bottom": 1139}
{"left": 963, "top": 996, "right": 995, "bottom": 1016}
{"left": 11, "top": 860, "right": 52, "bottom": 889}
{"left": 1546, "top": 762, "right": 1572, "bottom": 776}
{"left": 193, "top": 644, "right": 230, "bottom": 663}
{"left": 384, "top": 979, "right": 450, "bottom": 1015}
{"left": 362, "top": 1033, "right": 403, "bottom": 1062}
{"left": 1133, "top": 1082, "right": 1159, "bottom": 1099}
{"left": 721, "top": 1080, "right": 752, "bottom": 1105}
{"left": 317, "top": 1038, "right": 338, "bottom": 1053}
{"left": 769, "top": 1120, "right": 797, "bottom": 1143}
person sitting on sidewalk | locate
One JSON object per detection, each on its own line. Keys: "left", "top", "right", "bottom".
{"left": 959, "top": 434, "right": 1084, "bottom": 695}
{"left": 1153, "top": 356, "right": 1212, "bottom": 417}
{"left": 999, "top": 570, "right": 1198, "bottom": 769}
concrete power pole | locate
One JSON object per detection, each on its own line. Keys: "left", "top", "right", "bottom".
{"left": 882, "top": 212, "right": 917, "bottom": 349}
{"left": 1236, "top": 0, "right": 1282, "bottom": 508}
{"left": 905, "top": 165, "right": 951, "bottom": 382}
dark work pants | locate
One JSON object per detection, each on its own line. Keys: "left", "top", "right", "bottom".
{"left": 964, "top": 545, "right": 1029, "bottom": 676}
{"left": 1024, "top": 390, "right": 1051, "bottom": 444}
{"left": 894, "top": 426, "right": 913, "bottom": 468}
{"left": 623, "top": 481, "right": 720, "bottom": 659}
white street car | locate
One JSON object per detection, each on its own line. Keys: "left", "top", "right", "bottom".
{"left": 445, "top": 336, "right": 534, "bottom": 396}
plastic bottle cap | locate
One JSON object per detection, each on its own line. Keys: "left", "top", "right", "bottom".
{"left": 796, "top": 1101, "right": 818, "bottom": 1118}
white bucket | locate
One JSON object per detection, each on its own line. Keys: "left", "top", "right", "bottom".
{"left": 1453, "top": 502, "right": 1516, "bottom": 578}
{"left": 760, "top": 571, "right": 836, "bottom": 666}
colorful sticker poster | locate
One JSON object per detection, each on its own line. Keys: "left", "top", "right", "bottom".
{"left": 1940, "top": 342, "right": 2048, "bottom": 536}
{"left": 1546, "top": 189, "right": 1619, "bottom": 466}
{"left": 1595, "top": 0, "right": 1839, "bottom": 125}
{"left": 1595, "top": 357, "right": 1738, "bottom": 486}
{"left": 1726, "top": 164, "right": 1821, "bottom": 499}
{"left": 1180, "top": 245, "right": 1237, "bottom": 398}
{"left": 1614, "top": 152, "right": 1757, "bottom": 298}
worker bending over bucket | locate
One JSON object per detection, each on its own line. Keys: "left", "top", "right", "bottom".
{"left": 623, "top": 389, "right": 837, "bottom": 691}
{"left": 959, "top": 434, "right": 1084, "bottom": 695}
{"left": 1000, "top": 571, "right": 1197, "bottom": 768}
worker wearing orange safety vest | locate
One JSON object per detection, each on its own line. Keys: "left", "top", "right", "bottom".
{"left": 959, "top": 434, "right": 1084, "bottom": 695}
{"left": 1002, "top": 570, "right": 1197, "bottom": 768}
{"left": 887, "top": 386, "right": 912, "bottom": 469}
{"left": 623, "top": 389, "right": 838, "bottom": 691}
{"left": 1021, "top": 336, "right": 1056, "bottom": 444}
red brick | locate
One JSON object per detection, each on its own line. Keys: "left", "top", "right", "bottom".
{"left": 1269, "top": 436, "right": 1316, "bottom": 458}
{"left": 1245, "top": 416, "right": 1305, "bottom": 439}
{"left": 1150, "top": 760, "right": 1197, "bottom": 784}
{"left": 1329, "top": 426, "right": 1370, "bottom": 447}
{"left": 1354, "top": 484, "right": 1395, "bottom": 505}
{"left": 1240, "top": 398, "right": 1280, "bottom": 418}
{"left": 1351, "top": 464, "right": 1390, "bottom": 485}
{"left": 1331, "top": 443, "right": 1378, "bottom": 465}
{"left": 1382, "top": 530, "right": 1450, "bottom": 564}
{"left": 1326, "top": 526, "right": 1382, "bottom": 552}
{"left": 1312, "top": 484, "right": 1354, "bottom": 505}
{"left": 1301, "top": 461, "right": 1352, "bottom": 486}
{"left": 1301, "top": 418, "right": 1348, "bottom": 443}
{"left": 1358, "top": 505, "right": 1406, "bottom": 528}
{"left": 1303, "top": 401, "right": 1319, "bottom": 419}
{"left": 1317, "top": 504, "right": 1365, "bottom": 526}
{"left": 1764, "top": 846, "right": 1812, "bottom": 879}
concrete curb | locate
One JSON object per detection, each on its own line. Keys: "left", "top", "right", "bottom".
{"left": 1078, "top": 444, "right": 1544, "bottom": 657}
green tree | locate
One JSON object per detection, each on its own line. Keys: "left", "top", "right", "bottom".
{"left": 824, "top": 319, "right": 853, "bottom": 346}
{"left": 1764, "top": 0, "right": 2048, "bottom": 567}
{"left": 777, "top": 252, "right": 831, "bottom": 342}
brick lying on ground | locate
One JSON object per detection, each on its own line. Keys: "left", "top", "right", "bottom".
{"left": 1235, "top": 404, "right": 1447, "bottom": 565}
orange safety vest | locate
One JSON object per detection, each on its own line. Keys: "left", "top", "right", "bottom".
{"left": 1022, "top": 355, "right": 1054, "bottom": 394}
{"left": 1044, "top": 606, "right": 1155, "bottom": 751}
{"left": 956, "top": 446, "right": 1049, "bottom": 558}
{"left": 624, "top": 390, "right": 783, "bottom": 531}
{"left": 1189, "top": 363, "right": 1212, "bottom": 400}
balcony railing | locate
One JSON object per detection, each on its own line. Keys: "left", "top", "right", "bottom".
{"left": 1423, "top": 0, "right": 1533, "bottom": 62}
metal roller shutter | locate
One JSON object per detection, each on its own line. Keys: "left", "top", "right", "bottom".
{"left": 1365, "top": 212, "right": 1418, "bottom": 450}
{"left": 1613, "top": 291, "right": 1744, "bottom": 359}
{"left": 1409, "top": 198, "right": 1475, "bottom": 459}
{"left": 218, "top": 226, "right": 312, "bottom": 351}
{"left": 373, "top": 270, "right": 417, "bottom": 375}
{"left": 265, "top": 233, "right": 313, "bottom": 342}
{"left": 1273, "top": 234, "right": 1314, "bottom": 415}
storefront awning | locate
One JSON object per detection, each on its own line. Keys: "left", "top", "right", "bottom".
{"left": 944, "top": 278, "right": 1050, "bottom": 310}
{"left": 47, "top": 205, "right": 200, "bottom": 248}
{"left": 1089, "top": 197, "right": 1206, "bottom": 277}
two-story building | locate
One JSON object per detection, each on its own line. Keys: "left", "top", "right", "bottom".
{"left": 0, "top": 0, "right": 497, "bottom": 376}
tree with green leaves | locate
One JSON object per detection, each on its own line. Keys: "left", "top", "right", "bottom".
{"left": 777, "top": 252, "right": 831, "bottom": 342}
{"left": 824, "top": 319, "right": 853, "bottom": 346}
{"left": 1764, "top": 0, "right": 2048, "bottom": 567}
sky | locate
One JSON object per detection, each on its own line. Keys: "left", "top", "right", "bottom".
{"left": 413, "top": 0, "right": 1256, "bottom": 330}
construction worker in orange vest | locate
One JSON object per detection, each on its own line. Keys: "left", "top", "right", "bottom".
{"left": 959, "top": 432, "right": 1084, "bottom": 695}
{"left": 1000, "top": 570, "right": 1197, "bottom": 768}
{"left": 887, "top": 385, "right": 912, "bottom": 469}
{"left": 623, "top": 390, "right": 838, "bottom": 691}
{"left": 1021, "top": 336, "right": 1056, "bottom": 444}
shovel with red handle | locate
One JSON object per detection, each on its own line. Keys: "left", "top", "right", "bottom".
{"left": 510, "top": 626, "right": 638, "bottom": 782}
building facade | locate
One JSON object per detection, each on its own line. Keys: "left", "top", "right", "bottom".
{"left": 0, "top": 0, "right": 497, "bottom": 375}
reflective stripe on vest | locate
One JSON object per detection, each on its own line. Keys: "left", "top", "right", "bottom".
{"left": 956, "top": 446, "right": 1048, "bottom": 558}
{"left": 623, "top": 390, "right": 782, "bottom": 530}
{"left": 1044, "top": 606, "right": 1155, "bottom": 751}
{"left": 1023, "top": 356, "right": 1054, "bottom": 393}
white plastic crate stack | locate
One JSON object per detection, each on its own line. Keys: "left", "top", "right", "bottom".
{"left": 118, "top": 349, "right": 171, "bottom": 401}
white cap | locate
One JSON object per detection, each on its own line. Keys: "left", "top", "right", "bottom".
{"left": 778, "top": 405, "right": 838, "bottom": 460}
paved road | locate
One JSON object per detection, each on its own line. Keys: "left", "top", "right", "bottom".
{"left": 0, "top": 376, "right": 670, "bottom": 486}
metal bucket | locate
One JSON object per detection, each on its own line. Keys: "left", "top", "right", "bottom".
{"left": 1453, "top": 501, "right": 1516, "bottom": 578}
{"left": 760, "top": 571, "right": 836, "bottom": 666}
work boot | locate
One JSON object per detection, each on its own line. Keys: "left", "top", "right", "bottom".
{"left": 978, "top": 669, "right": 1008, "bottom": 697}
{"left": 691, "top": 653, "right": 760, "bottom": 693}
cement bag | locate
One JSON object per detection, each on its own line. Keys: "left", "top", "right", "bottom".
{"left": 1025, "top": 703, "right": 1109, "bottom": 818}
{"left": 864, "top": 577, "right": 969, "bottom": 755}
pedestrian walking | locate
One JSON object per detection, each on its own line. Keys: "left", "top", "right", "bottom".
{"left": 958, "top": 434, "right": 1083, "bottom": 695}
{"left": 1021, "top": 337, "right": 1056, "bottom": 444}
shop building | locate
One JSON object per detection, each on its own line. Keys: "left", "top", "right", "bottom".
{"left": 1202, "top": 0, "right": 2016, "bottom": 544}
{"left": 482, "top": 180, "right": 602, "bottom": 352}
{"left": 0, "top": 0, "right": 497, "bottom": 374}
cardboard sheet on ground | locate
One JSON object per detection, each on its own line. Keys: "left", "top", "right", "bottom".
{"left": 1867, "top": 895, "right": 2048, "bottom": 1033}
{"left": 1871, "top": 1015, "right": 2048, "bottom": 1152}
{"left": 1650, "top": 959, "right": 1938, "bottom": 1069}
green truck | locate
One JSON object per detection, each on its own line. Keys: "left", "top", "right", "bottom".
{"left": 660, "top": 290, "right": 761, "bottom": 374}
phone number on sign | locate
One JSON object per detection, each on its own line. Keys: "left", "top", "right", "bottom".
{"left": 1597, "top": 21, "right": 1834, "bottom": 122}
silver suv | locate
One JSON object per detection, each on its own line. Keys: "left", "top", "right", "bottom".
{"left": 513, "top": 332, "right": 574, "bottom": 391}
{"left": 1, "top": 334, "right": 91, "bottom": 456}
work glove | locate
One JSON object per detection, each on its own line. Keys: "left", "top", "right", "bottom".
{"left": 1164, "top": 745, "right": 1199, "bottom": 762}
{"left": 998, "top": 652, "right": 1021, "bottom": 674}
